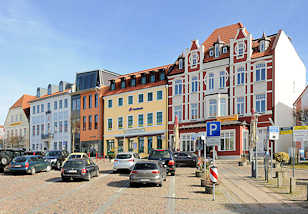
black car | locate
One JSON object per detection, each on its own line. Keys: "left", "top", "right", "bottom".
{"left": 61, "top": 158, "right": 99, "bottom": 181}
{"left": 148, "top": 149, "right": 175, "bottom": 176}
{"left": 0, "top": 148, "right": 25, "bottom": 172}
{"left": 44, "top": 150, "right": 68, "bottom": 170}
{"left": 173, "top": 152, "right": 198, "bottom": 167}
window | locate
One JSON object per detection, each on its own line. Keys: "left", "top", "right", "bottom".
{"left": 37, "top": 125, "right": 40, "bottom": 136}
{"left": 121, "top": 79, "right": 126, "bottom": 89}
{"left": 192, "top": 53, "right": 198, "bottom": 66}
{"left": 237, "top": 67, "right": 245, "bottom": 85}
{"left": 215, "top": 44, "right": 219, "bottom": 57}
{"left": 256, "top": 63, "right": 266, "bottom": 81}
{"left": 209, "top": 49, "right": 214, "bottom": 57}
{"left": 48, "top": 123, "right": 50, "bottom": 133}
{"left": 37, "top": 105, "right": 40, "bottom": 114}
{"left": 138, "top": 137, "right": 144, "bottom": 153}
{"left": 88, "top": 95, "right": 92, "bottom": 108}
{"left": 138, "top": 114, "right": 144, "bottom": 127}
{"left": 179, "top": 59, "right": 183, "bottom": 69}
{"left": 138, "top": 94, "right": 144, "bottom": 103}
{"left": 174, "top": 106, "right": 182, "bottom": 121}
{"left": 59, "top": 81, "right": 63, "bottom": 92}
{"left": 88, "top": 116, "right": 92, "bottom": 130}
{"left": 157, "top": 91, "right": 163, "bottom": 100}
{"left": 118, "top": 138, "right": 124, "bottom": 153}
{"left": 83, "top": 96, "right": 86, "bottom": 109}
{"left": 192, "top": 76, "right": 198, "bottom": 92}
{"left": 95, "top": 94, "right": 98, "bottom": 108}
{"left": 41, "top": 125, "right": 44, "bottom": 135}
{"left": 32, "top": 106, "right": 35, "bottom": 114}
{"left": 220, "top": 98, "right": 226, "bottom": 116}
{"left": 118, "top": 117, "right": 123, "bottom": 129}
{"left": 222, "top": 47, "right": 228, "bottom": 54}
{"left": 219, "top": 71, "right": 225, "bottom": 89}
{"left": 175, "top": 80, "right": 182, "bottom": 95}
{"left": 220, "top": 130, "right": 235, "bottom": 151}
{"left": 83, "top": 116, "right": 86, "bottom": 131}
{"left": 94, "top": 115, "right": 98, "bottom": 129}
{"left": 141, "top": 74, "right": 147, "bottom": 84}
{"left": 128, "top": 96, "right": 133, "bottom": 105}
{"left": 157, "top": 135, "right": 162, "bottom": 149}
{"left": 41, "top": 104, "right": 44, "bottom": 112}
{"left": 209, "top": 99, "right": 217, "bottom": 117}
{"left": 147, "top": 92, "right": 153, "bottom": 102}
{"left": 54, "top": 142, "right": 57, "bottom": 150}
{"left": 191, "top": 103, "right": 197, "bottom": 120}
{"left": 130, "top": 77, "right": 136, "bottom": 87}
{"left": 147, "top": 113, "right": 153, "bottom": 126}
{"left": 148, "top": 137, "right": 153, "bottom": 154}
{"left": 108, "top": 100, "right": 112, "bottom": 108}
{"left": 260, "top": 41, "right": 265, "bottom": 52}
{"left": 238, "top": 42, "right": 244, "bottom": 56}
{"left": 48, "top": 103, "right": 51, "bottom": 111}
{"left": 110, "top": 81, "right": 115, "bottom": 90}
{"left": 107, "top": 140, "right": 115, "bottom": 153}
{"left": 209, "top": 73, "right": 214, "bottom": 90}
{"left": 237, "top": 97, "right": 245, "bottom": 115}
{"left": 48, "top": 84, "right": 51, "bottom": 95}
{"left": 54, "top": 122, "right": 58, "bottom": 133}
{"left": 150, "top": 73, "right": 155, "bottom": 83}
{"left": 107, "top": 119, "right": 112, "bottom": 130}
{"left": 256, "top": 94, "right": 266, "bottom": 113}
{"left": 118, "top": 97, "right": 123, "bottom": 106}
{"left": 59, "top": 121, "right": 63, "bottom": 133}
{"left": 59, "top": 142, "right": 62, "bottom": 150}
{"left": 159, "top": 72, "right": 165, "bottom": 81}
{"left": 157, "top": 112, "right": 163, "bottom": 125}
{"left": 243, "top": 130, "right": 249, "bottom": 151}
{"left": 59, "top": 100, "right": 62, "bottom": 109}
{"left": 54, "top": 101, "right": 57, "bottom": 110}
{"left": 64, "top": 99, "right": 68, "bottom": 108}
{"left": 128, "top": 116, "right": 133, "bottom": 128}
{"left": 64, "top": 120, "right": 68, "bottom": 132}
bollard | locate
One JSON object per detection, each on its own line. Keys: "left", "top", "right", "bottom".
{"left": 96, "top": 152, "right": 98, "bottom": 159}
{"left": 289, "top": 177, "right": 296, "bottom": 193}
{"left": 88, "top": 152, "right": 90, "bottom": 158}
{"left": 277, "top": 173, "right": 282, "bottom": 188}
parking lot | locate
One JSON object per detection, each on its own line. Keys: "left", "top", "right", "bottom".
{"left": 1, "top": 160, "right": 308, "bottom": 214}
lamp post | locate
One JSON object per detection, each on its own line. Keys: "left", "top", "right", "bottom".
{"left": 95, "top": 86, "right": 103, "bottom": 158}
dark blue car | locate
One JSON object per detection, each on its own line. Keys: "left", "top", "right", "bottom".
{"left": 8, "top": 155, "right": 51, "bottom": 175}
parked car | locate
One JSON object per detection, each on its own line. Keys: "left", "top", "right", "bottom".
{"left": 61, "top": 158, "right": 99, "bottom": 181}
{"left": 24, "top": 151, "right": 46, "bottom": 156}
{"left": 113, "top": 152, "right": 140, "bottom": 173}
{"left": 62, "top": 152, "right": 89, "bottom": 167}
{"left": 148, "top": 149, "right": 176, "bottom": 176}
{"left": 0, "top": 148, "right": 25, "bottom": 172}
{"left": 129, "top": 160, "right": 166, "bottom": 187}
{"left": 173, "top": 152, "right": 198, "bottom": 167}
{"left": 8, "top": 155, "right": 51, "bottom": 175}
{"left": 44, "top": 150, "right": 69, "bottom": 170}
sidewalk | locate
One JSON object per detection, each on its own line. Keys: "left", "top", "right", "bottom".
{"left": 216, "top": 161, "right": 308, "bottom": 214}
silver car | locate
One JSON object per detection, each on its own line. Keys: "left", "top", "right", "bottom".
{"left": 113, "top": 152, "right": 139, "bottom": 173}
{"left": 129, "top": 160, "right": 167, "bottom": 187}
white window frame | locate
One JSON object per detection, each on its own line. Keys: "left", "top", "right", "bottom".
{"left": 191, "top": 76, "right": 198, "bottom": 93}
{"left": 191, "top": 103, "right": 198, "bottom": 120}
{"left": 179, "top": 58, "right": 183, "bottom": 69}
{"left": 256, "top": 63, "right": 266, "bottom": 82}
{"left": 108, "top": 99, "right": 112, "bottom": 108}
{"left": 256, "top": 94, "right": 266, "bottom": 113}
{"left": 259, "top": 40, "right": 265, "bottom": 52}
{"left": 118, "top": 97, "right": 123, "bottom": 106}
{"left": 215, "top": 44, "right": 219, "bottom": 58}
{"left": 237, "top": 67, "right": 245, "bottom": 85}
{"left": 138, "top": 93, "right": 144, "bottom": 103}
{"left": 209, "top": 73, "right": 214, "bottom": 90}
{"left": 209, "top": 49, "right": 214, "bottom": 57}
{"left": 222, "top": 46, "right": 228, "bottom": 54}
{"left": 219, "top": 71, "right": 225, "bottom": 89}
{"left": 174, "top": 80, "right": 182, "bottom": 95}
{"left": 138, "top": 114, "right": 144, "bottom": 127}
{"left": 107, "top": 118, "right": 112, "bottom": 131}
{"left": 127, "top": 115, "right": 133, "bottom": 128}
{"left": 209, "top": 99, "right": 217, "bottom": 117}
{"left": 237, "top": 42, "right": 245, "bottom": 57}
{"left": 156, "top": 112, "right": 163, "bottom": 125}
{"left": 174, "top": 105, "right": 182, "bottom": 121}
{"left": 219, "top": 130, "right": 236, "bottom": 151}
{"left": 118, "top": 117, "right": 123, "bottom": 129}
{"left": 191, "top": 52, "right": 198, "bottom": 66}
{"left": 237, "top": 97, "right": 245, "bottom": 115}
{"left": 128, "top": 95, "right": 133, "bottom": 105}
{"left": 220, "top": 98, "right": 226, "bottom": 116}
{"left": 147, "top": 113, "right": 153, "bottom": 126}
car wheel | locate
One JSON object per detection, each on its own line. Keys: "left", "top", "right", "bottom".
{"left": 0, "top": 167, "right": 4, "bottom": 173}
{"left": 0, "top": 155, "right": 9, "bottom": 166}
{"left": 31, "top": 167, "right": 36, "bottom": 175}
{"left": 62, "top": 176, "right": 69, "bottom": 182}
{"left": 171, "top": 172, "right": 175, "bottom": 176}
{"left": 46, "top": 165, "right": 51, "bottom": 172}
{"left": 158, "top": 183, "right": 162, "bottom": 187}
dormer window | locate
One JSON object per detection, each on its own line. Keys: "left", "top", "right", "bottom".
{"left": 179, "top": 59, "right": 183, "bottom": 69}
{"left": 36, "top": 88, "right": 40, "bottom": 97}
{"left": 150, "top": 72, "right": 155, "bottom": 83}
{"left": 237, "top": 42, "right": 244, "bottom": 56}
{"left": 259, "top": 40, "right": 265, "bottom": 52}
{"left": 130, "top": 76, "right": 136, "bottom": 87}
{"left": 47, "top": 84, "right": 51, "bottom": 95}
{"left": 59, "top": 81, "right": 63, "bottom": 92}
{"left": 222, "top": 47, "right": 228, "bottom": 54}
{"left": 120, "top": 78, "right": 126, "bottom": 89}
{"left": 159, "top": 72, "right": 165, "bottom": 81}
{"left": 209, "top": 49, "right": 214, "bottom": 57}
{"left": 192, "top": 53, "right": 197, "bottom": 66}
{"left": 141, "top": 74, "right": 147, "bottom": 84}
{"left": 110, "top": 80, "right": 115, "bottom": 91}
{"left": 215, "top": 44, "right": 220, "bottom": 58}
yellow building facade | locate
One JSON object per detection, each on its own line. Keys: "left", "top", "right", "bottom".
{"left": 103, "top": 67, "right": 169, "bottom": 157}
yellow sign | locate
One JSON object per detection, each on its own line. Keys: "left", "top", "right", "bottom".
{"left": 293, "top": 126, "right": 308, "bottom": 130}
{"left": 216, "top": 114, "right": 238, "bottom": 122}
{"left": 280, "top": 130, "right": 292, "bottom": 135}
{"left": 9, "top": 122, "right": 22, "bottom": 126}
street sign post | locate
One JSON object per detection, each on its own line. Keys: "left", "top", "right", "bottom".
{"left": 268, "top": 126, "right": 279, "bottom": 178}
{"left": 206, "top": 122, "right": 221, "bottom": 165}
{"left": 210, "top": 166, "right": 218, "bottom": 201}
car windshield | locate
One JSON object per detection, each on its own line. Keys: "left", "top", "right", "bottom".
{"left": 134, "top": 163, "right": 157, "bottom": 170}
{"left": 64, "top": 160, "right": 85, "bottom": 168}
{"left": 69, "top": 154, "right": 82, "bottom": 159}
{"left": 14, "top": 156, "right": 27, "bottom": 163}
{"left": 148, "top": 150, "right": 170, "bottom": 160}
{"left": 116, "top": 154, "right": 132, "bottom": 159}
{"left": 45, "top": 151, "right": 61, "bottom": 156}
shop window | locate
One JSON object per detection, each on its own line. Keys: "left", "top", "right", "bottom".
{"left": 220, "top": 130, "right": 235, "bottom": 151}
{"left": 138, "top": 137, "right": 144, "bottom": 153}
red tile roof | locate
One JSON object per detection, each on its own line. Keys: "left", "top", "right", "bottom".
{"left": 30, "top": 89, "right": 70, "bottom": 102}
{"left": 10, "top": 94, "right": 36, "bottom": 110}
{"left": 251, "top": 35, "right": 277, "bottom": 59}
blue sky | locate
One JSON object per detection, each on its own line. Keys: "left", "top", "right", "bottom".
{"left": 0, "top": 0, "right": 308, "bottom": 124}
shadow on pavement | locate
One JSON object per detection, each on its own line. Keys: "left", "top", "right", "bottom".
{"left": 45, "top": 177, "right": 63, "bottom": 183}
{"left": 107, "top": 179, "right": 129, "bottom": 188}
{"left": 100, "top": 170, "right": 113, "bottom": 174}
{"left": 223, "top": 202, "right": 308, "bottom": 214}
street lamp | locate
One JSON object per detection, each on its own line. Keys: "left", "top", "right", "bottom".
{"left": 95, "top": 86, "right": 103, "bottom": 158}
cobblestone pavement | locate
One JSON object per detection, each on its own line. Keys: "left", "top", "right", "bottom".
{"left": 0, "top": 159, "right": 307, "bottom": 214}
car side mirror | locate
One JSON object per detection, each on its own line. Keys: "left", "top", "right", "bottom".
{"left": 187, "top": 155, "right": 191, "bottom": 158}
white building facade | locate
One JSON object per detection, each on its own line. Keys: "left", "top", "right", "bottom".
{"left": 30, "top": 81, "right": 72, "bottom": 152}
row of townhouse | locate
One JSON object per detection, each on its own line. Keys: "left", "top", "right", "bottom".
{"left": 3, "top": 22, "right": 306, "bottom": 158}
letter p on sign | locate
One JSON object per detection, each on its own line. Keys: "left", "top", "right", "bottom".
{"left": 206, "top": 121, "right": 221, "bottom": 137}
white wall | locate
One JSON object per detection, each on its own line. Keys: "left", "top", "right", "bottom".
{"left": 275, "top": 30, "right": 306, "bottom": 152}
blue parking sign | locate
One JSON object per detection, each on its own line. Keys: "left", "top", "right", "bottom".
{"left": 206, "top": 121, "right": 221, "bottom": 137}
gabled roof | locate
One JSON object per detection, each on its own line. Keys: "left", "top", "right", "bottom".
{"left": 294, "top": 84, "right": 308, "bottom": 106}
{"left": 114, "top": 65, "right": 171, "bottom": 80}
{"left": 251, "top": 34, "right": 278, "bottom": 59}
{"left": 10, "top": 94, "right": 36, "bottom": 110}
{"left": 30, "top": 89, "right": 70, "bottom": 103}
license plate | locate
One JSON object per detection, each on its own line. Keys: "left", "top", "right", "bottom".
{"left": 14, "top": 165, "right": 22, "bottom": 168}
{"left": 68, "top": 170, "right": 77, "bottom": 173}
{"left": 140, "top": 179, "right": 150, "bottom": 182}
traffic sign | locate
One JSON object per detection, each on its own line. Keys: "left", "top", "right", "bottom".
{"left": 206, "top": 137, "right": 220, "bottom": 146}
{"left": 206, "top": 121, "right": 221, "bottom": 137}
{"left": 268, "top": 126, "right": 279, "bottom": 140}
{"left": 210, "top": 166, "right": 218, "bottom": 183}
